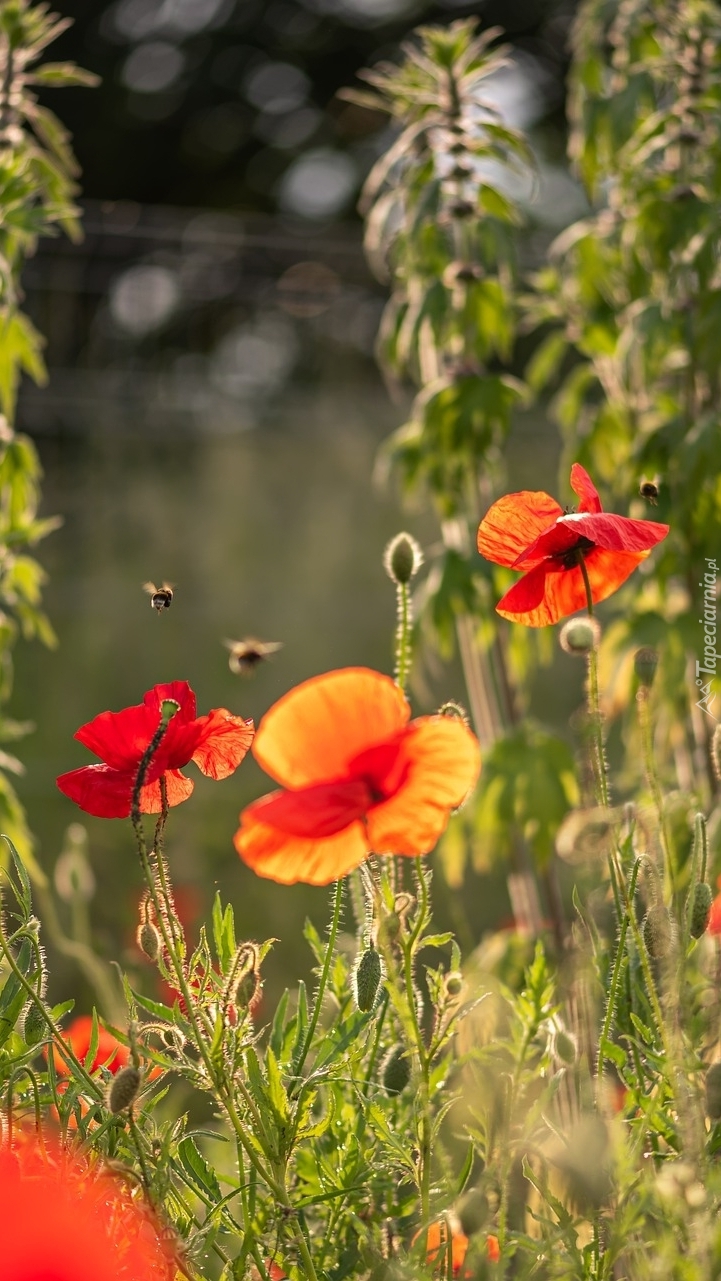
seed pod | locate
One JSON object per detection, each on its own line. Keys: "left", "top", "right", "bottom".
{"left": 634, "top": 647, "right": 659, "bottom": 688}
{"left": 690, "top": 882, "right": 713, "bottom": 938}
{"left": 136, "top": 920, "right": 161, "bottom": 962}
{"left": 354, "top": 945, "right": 382, "bottom": 1012}
{"left": 560, "top": 617, "right": 600, "bottom": 656}
{"left": 383, "top": 533, "right": 423, "bottom": 586}
{"left": 22, "top": 1002, "right": 46, "bottom": 1047}
{"left": 643, "top": 905, "right": 674, "bottom": 959}
{"left": 382, "top": 1047, "right": 410, "bottom": 1096}
{"left": 108, "top": 1065, "right": 141, "bottom": 1114}
{"left": 706, "top": 1063, "right": 721, "bottom": 1119}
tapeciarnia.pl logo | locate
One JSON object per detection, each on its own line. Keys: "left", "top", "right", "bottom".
{"left": 696, "top": 556, "right": 718, "bottom": 720}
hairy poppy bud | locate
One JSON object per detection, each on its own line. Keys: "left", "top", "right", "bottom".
{"left": 690, "top": 882, "right": 713, "bottom": 938}
{"left": 643, "top": 905, "right": 674, "bottom": 959}
{"left": 234, "top": 969, "right": 260, "bottom": 1011}
{"left": 554, "top": 1029, "right": 578, "bottom": 1065}
{"left": 445, "top": 971, "right": 463, "bottom": 998}
{"left": 383, "top": 533, "right": 423, "bottom": 586}
{"left": 382, "top": 1046, "right": 411, "bottom": 1095}
{"left": 22, "top": 1002, "right": 46, "bottom": 1047}
{"left": 706, "top": 1063, "right": 721, "bottom": 1119}
{"left": 136, "top": 920, "right": 161, "bottom": 962}
{"left": 354, "top": 945, "right": 382, "bottom": 1012}
{"left": 560, "top": 617, "right": 600, "bottom": 656}
{"left": 108, "top": 1065, "right": 141, "bottom": 1114}
{"left": 634, "top": 647, "right": 659, "bottom": 688}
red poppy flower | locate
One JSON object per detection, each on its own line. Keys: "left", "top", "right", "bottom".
{"left": 234, "top": 668, "right": 480, "bottom": 885}
{"left": 54, "top": 1014, "right": 131, "bottom": 1075}
{"left": 420, "top": 1221, "right": 470, "bottom": 1276}
{"left": 0, "top": 1133, "right": 174, "bottom": 1280}
{"left": 57, "top": 680, "right": 254, "bottom": 819}
{"left": 708, "top": 891, "right": 721, "bottom": 936}
{"left": 477, "top": 464, "right": 669, "bottom": 627}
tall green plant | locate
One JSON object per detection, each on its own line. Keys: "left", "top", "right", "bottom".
{"left": 526, "top": 0, "right": 721, "bottom": 798}
{"left": 0, "top": 0, "right": 94, "bottom": 870}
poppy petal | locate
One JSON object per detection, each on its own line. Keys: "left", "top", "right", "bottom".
{"left": 243, "top": 780, "right": 373, "bottom": 838}
{"left": 364, "top": 717, "right": 481, "bottom": 856}
{"left": 143, "top": 680, "right": 197, "bottom": 722}
{"left": 234, "top": 809, "right": 368, "bottom": 885}
{"left": 497, "top": 548, "right": 647, "bottom": 626}
{"left": 477, "top": 491, "right": 564, "bottom": 567}
{"left": 253, "top": 667, "right": 410, "bottom": 789}
{"left": 190, "top": 708, "right": 255, "bottom": 779}
{"left": 57, "top": 764, "right": 136, "bottom": 818}
{"left": 139, "top": 769, "right": 194, "bottom": 812}
{"left": 569, "top": 463, "right": 603, "bottom": 513}
{"left": 559, "top": 511, "right": 669, "bottom": 553}
{"left": 74, "top": 703, "right": 158, "bottom": 772}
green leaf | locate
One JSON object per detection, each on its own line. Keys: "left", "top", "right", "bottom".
{"left": 177, "top": 1136, "right": 223, "bottom": 1203}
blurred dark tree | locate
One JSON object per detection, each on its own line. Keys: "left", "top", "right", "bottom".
{"left": 42, "top": 0, "right": 576, "bottom": 211}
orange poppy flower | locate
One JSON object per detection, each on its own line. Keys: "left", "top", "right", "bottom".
{"left": 486, "top": 1234, "right": 500, "bottom": 1263}
{"left": 234, "top": 668, "right": 480, "bottom": 885}
{"left": 421, "top": 1220, "right": 469, "bottom": 1276}
{"left": 477, "top": 463, "right": 669, "bottom": 627}
{"left": 0, "top": 1132, "right": 174, "bottom": 1280}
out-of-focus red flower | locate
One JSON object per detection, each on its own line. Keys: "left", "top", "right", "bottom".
{"left": 57, "top": 681, "right": 254, "bottom": 819}
{"left": 420, "top": 1221, "right": 470, "bottom": 1276}
{"left": 0, "top": 1133, "right": 174, "bottom": 1280}
{"left": 54, "top": 1015, "right": 162, "bottom": 1081}
{"left": 477, "top": 463, "right": 669, "bottom": 627}
{"left": 54, "top": 1015, "right": 130, "bottom": 1075}
{"left": 486, "top": 1234, "right": 500, "bottom": 1263}
{"left": 234, "top": 668, "right": 481, "bottom": 885}
{"left": 708, "top": 890, "right": 721, "bottom": 935}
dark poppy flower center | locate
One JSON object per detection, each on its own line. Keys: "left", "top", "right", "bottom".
{"left": 559, "top": 535, "right": 595, "bottom": 570}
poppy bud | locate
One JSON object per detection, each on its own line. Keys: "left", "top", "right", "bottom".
{"left": 559, "top": 617, "right": 600, "bottom": 656}
{"left": 234, "top": 968, "right": 260, "bottom": 1011}
{"left": 445, "top": 971, "right": 463, "bottom": 998}
{"left": 378, "top": 912, "right": 401, "bottom": 947}
{"left": 136, "top": 920, "right": 161, "bottom": 962}
{"left": 554, "top": 1029, "right": 578, "bottom": 1065}
{"left": 383, "top": 533, "right": 423, "bottom": 586}
{"left": 22, "top": 1002, "right": 46, "bottom": 1047}
{"left": 643, "top": 905, "right": 675, "bottom": 959}
{"left": 107, "top": 1065, "right": 141, "bottom": 1114}
{"left": 353, "top": 945, "right": 383, "bottom": 1012}
{"left": 457, "top": 1187, "right": 488, "bottom": 1235}
{"left": 690, "top": 882, "right": 713, "bottom": 938}
{"left": 634, "top": 647, "right": 659, "bottom": 688}
{"left": 381, "top": 1046, "right": 411, "bottom": 1095}
{"left": 712, "top": 723, "right": 721, "bottom": 784}
{"left": 706, "top": 1063, "right": 721, "bottom": 1119}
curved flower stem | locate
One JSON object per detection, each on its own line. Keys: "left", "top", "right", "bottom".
{"left": 292, "top": 877, "right": 343, "bottom": 1083}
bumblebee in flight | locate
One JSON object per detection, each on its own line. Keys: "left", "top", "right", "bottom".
{"left": 143, "top": 582, "right": 174, "bottom": 613}
{"left": 223, "top": 637, "right": 282, "bottom": 675}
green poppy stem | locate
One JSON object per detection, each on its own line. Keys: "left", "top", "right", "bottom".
{"left": 578, "top": 552, "right": 609, "bottom": 809}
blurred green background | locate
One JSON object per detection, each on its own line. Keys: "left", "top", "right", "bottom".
{"left": 11, "top": 0, "right": 585, "bottom": 1006}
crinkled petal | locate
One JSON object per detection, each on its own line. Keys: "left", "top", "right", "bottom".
{"left": 477, "top": 491, "right": 563, "bottom": 568}
{"left": 57, "top": 764, "right": 193, "bottom": 817}
{"left": 242, "top": 780, "right": 373, "bottom": 838}
{"left": 514, "top": 512, "right": 668, "bottom": 567}
{"left": 497, "top": 548, "right": 648, "bottom": 627}
{"left": 143, "top": 680, "right": 197, "bottom": 723}
{"left": 138, "top": 769, "right": 194, "bottom": 813}
{"left": 569, "top": 463, "right": 603, "bottom": 513}
{"left": 191, "top": 708, "right": 255, "bottom": 779}
{"left": 253, "top": 668, "right": 409, "bottom": 789}
{"left": 234, "top": 807, "right": 368, "bottom": 885}
{"left": 365, "top": 717, "right": 481, "bottom": 856}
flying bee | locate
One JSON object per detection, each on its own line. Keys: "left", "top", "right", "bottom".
{"left": 639, "top": 478, "right": 660, "bottom": 505}
{"left": 143, "top": 581, "right": 174, "bottom": 613}
{"left": 223, "top": 637, "right": 283, "bottom": 675}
